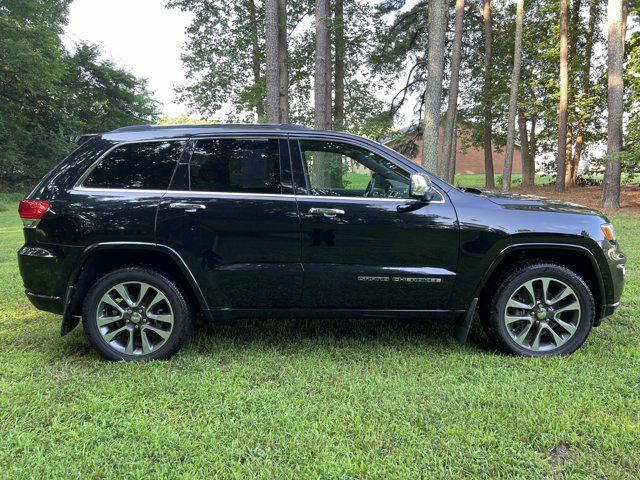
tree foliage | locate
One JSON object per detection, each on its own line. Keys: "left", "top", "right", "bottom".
{"left": 168, "top": 0, "right": 392, "bottom": 137}
{"left": 0, "top": 0, "right": 159, "bottom": 182}
{"left": 623, "top": 5, "right": 640, "bottom": 171}
{"left": 372, "top": 0, "right": 613, "bottom": 172}
{"left": 167, "top": 0, "right": 268, "bottom": 121}
{"left": 0, "top": 0, "right": 72, "bottom": 180}
{"left": 63, "top": 44, "right": 159, "bottom": 134}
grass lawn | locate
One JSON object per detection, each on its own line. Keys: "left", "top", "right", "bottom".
{"left": 454, "top": 173, "right": 554, "bottom": 189}
{"left": 453, "top": 173, "right": 639, "bottom": 190}
{"left": 0, "top": 193, "right": 638, "bottom": 478}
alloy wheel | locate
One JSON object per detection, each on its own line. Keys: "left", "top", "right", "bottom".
{"left": 95, "top": 281, "right": 174, "bottom": 356}
{"left": 503, "top": 277, "right": 581, "bottom": 352}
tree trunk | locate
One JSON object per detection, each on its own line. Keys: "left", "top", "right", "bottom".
{"left": 556, "top": 0, "right": 569, "bottom": 192}
{"left": 265, "top": 0, "right": 280, "bottom": 123}
{"left": 247, "top": 0, "right": 264, "bottom": 120}
{"left": 277, "top": 0, "right": 289, "bottom": 123}
{"left": 563, "top": 0, "right": 582, "bottom": 186}
{"left": 565, "top": 124, "right": 575, "bottom": 185}
{"left": 482, "top": 0, "right": 495, "bottom": 189}
{"left": 622, "top": 0, "right": 628, "bottom": 56}
{"left": 502, "top": 0, "right": 525, "bottom": 192}
{"left": 324, "top": 3, "right": 332, "bottom": 129}
{"left": 529, "top": 113, "right": 537, "bottom": 171}
{"left": 442, "top": 0, "right": 465, "bottom": 183}
{"left": 571, "top": 0, "right": 598, "bottom": 182}
{"left": 447, "top": 110, "right": 459, "bottom": 183}
{"left": 421, "top": 0, "right": 448, "bottom": 173}
{"left": 602, "top": 0, "right": 627, "bottom": 209}
{"left": 333, "top": 0, "right": 345, "bottom": 131}
{"left": 314, "top": 0, "right": 331, "bottom": 130}
{"left": 313, "top": 0, "right": 332, "bottom": 186}
{"left": 518, "top": 109, "right": 534, "bottom": 187}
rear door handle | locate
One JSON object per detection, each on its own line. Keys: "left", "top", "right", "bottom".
{"left": 169, "top": 202, "right": 206, "bottom": 213}
{"left": 308, "top": 207, "right": 345, "bottom": 218}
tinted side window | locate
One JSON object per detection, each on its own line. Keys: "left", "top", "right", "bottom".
{"left": 83, "top": 141, "right": 185, "bottom": 190}
{"left": 298, "top": 140, "right": 411, "bottom": 198}
{"left": 190, "top": 138, "right": 281, "bottom": 194}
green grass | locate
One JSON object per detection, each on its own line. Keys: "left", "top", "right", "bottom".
{"left": 0, "top": 193, "right": 23, "bottom": 213}
{"left": 341, "top": 173, "right": 551, "bottom": 191}
{"left": 453, "top": 173, "right": 639, "bottom": 189}
{"left": 454, "top": 174, "right": 554, "bottom": 189}
{"left": 0, "top": 200, "right": 638, "bottom": 478}
{"left": 343, "top": 172, "right": 371, "bottom": 190}
{"left": 341, "top": 173, "right": 548, "bottom": 191}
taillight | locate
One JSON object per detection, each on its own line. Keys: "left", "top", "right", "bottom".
{"left": 18, "top": 200, "right": 50, "bottom": 228}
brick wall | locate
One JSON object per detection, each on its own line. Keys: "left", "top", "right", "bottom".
{"left": 386, "top": 128, "right": 522, "bottom": 175}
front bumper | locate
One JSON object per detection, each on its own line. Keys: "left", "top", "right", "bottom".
{"left": 600, "top": 302, "right": 620, "bottom": 319}
{"left": 596, "top": 243, "right": 626, "bottom": 325}
{"left": 606, "top": 251, "right": 626, "bottom": 306}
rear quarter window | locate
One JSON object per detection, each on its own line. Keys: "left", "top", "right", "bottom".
{"left": 82, "top": 140, "right": 186, "bottom": 190}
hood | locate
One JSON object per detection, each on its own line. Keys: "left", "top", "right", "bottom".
{"left": 476, "top": 190, "right": 602, "bottom": 216}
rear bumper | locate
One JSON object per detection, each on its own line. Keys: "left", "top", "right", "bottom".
{"left": 18, "top": 244, "right": 77, "bottom": 315}
{"left": 25, "top": 291, "right": 64, "bottom": 314}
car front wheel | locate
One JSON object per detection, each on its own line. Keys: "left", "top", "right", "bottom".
{"left": 485, "top": 262, "right": 595, "bottom": 356}
{"left": 82, "top": 267, "right": 193, "bottom": 361}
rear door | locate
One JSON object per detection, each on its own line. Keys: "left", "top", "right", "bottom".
{"left": 156, "top": 136, "right": 302, "bottom": 310}
{"left": 290, "top": 137, "right": 459, "bottom": 311}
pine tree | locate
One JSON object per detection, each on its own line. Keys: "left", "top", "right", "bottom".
{"left": 602, "top": 0, "right": 628, "bottom": 209}
{"left": 556, "top": 0, "right": 569, "bottom": 192}
{"left": 502, "top": 0, "right": 525, "bottom": 192}
{"left": 421, "top": 0, "right": 448, "bottom": 173}
{"left": 442, "top": 0, "right": 465, "bottom": 183}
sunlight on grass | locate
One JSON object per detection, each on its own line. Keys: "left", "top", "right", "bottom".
{"left": 0, "top": 200, "right": 638, "bottom": 478}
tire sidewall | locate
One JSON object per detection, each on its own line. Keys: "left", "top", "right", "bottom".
{"left": 82, "top": 268, "right": 191, "bottom": 361}
{"left": 490, "top": 263, "right": 595, "bottom": 356}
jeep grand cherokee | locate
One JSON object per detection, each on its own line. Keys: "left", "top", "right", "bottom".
{"left": 17, "top": 124, "right": 626, "bottom": 360}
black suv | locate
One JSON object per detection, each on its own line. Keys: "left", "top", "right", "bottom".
{"left": 18, "top": 124, "right": 626, "bottom": 360}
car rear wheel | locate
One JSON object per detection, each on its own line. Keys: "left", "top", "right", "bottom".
{"left": 484, "top": 262, "right": 595, "bottom": 356}
{"left": 82, "top": 267, "right": 193, "bottom": 361}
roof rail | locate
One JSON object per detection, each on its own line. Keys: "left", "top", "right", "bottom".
{"left": 69, "top": 134, "right": 99, "bottom": 145}
{"left": 108, "top": 123, "right": 312, "bottom": 133}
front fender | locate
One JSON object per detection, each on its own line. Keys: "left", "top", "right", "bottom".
{"left": 471, "top": 242, "right": 606, "bottom": 307}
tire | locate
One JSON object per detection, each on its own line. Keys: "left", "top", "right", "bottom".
{"left": 483, "top": 261, "right": 595, "bottom": 357}
{"left": 82, "top": 267, "right": 193, "bottom": 361}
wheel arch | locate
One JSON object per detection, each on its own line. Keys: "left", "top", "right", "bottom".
{"left": 62, "top": 242, "right": 210, "bottom": 335}
{"left": 475, "top": 243, "right": 606, "bottom": 325}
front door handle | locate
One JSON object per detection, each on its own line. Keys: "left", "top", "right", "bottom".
{"left": 169, "top": 202, "right": 206, "bottom": 213}
{"left": 308, "top": 207, "right": 345, "bottom": 218}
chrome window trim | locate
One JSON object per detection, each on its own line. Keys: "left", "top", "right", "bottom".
{"left": 72, "top": 186, "right": 170, "bottom": 195}
{"left": 74, "top": 137, "right": 190, "bottom": 190}
{"left": 71, "top": 134, "right": 446, "bottom": 204}
{"left": 71, "top": 186, "right": 446, "bottom": 204}
{"left": 294, "top": 191, "right": 445, "bottom": 204}
{"left": 291, "top": 136, "right": 446, "bottom": 204}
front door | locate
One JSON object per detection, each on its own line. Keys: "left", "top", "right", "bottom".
{"left": 156, "top": 136, "right": 302, "bottom": 310}
{"left": 290, "top": 137, "right": 459, "bottom": 310}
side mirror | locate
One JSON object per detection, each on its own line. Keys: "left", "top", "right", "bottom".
{"left": 409, "top": 173, "right": 433, "bottom": 200}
